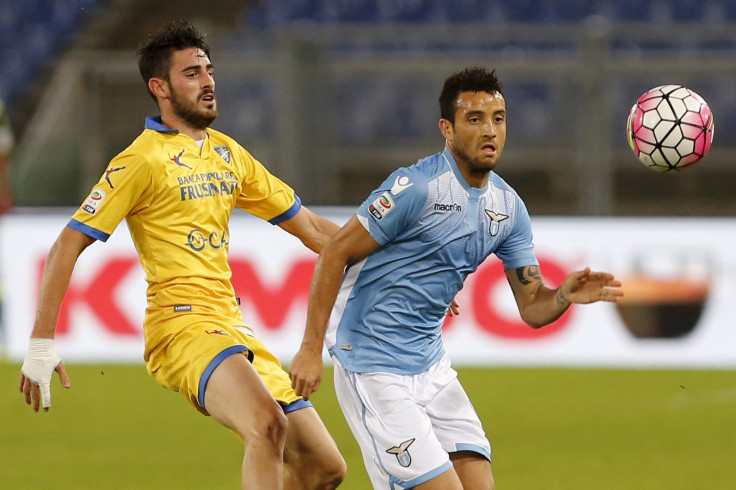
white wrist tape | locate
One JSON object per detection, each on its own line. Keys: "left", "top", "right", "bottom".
{"left": 21, "top": 338, "right": 62, "bottom": 409}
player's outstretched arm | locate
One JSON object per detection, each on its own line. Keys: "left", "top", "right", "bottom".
{"left": 505, "top": 265, "right": 623, "bottom": 329}
{"left": 19, "top": 226, "right": 95, "bottom": 412}
{"left": 290, "top": 216, "right": 379, "bottom": 400}
{"left": 277, "top": 206, "right": 340, "bottom": 254}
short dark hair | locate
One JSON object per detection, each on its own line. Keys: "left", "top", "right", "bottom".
{"left": 439, "top": 66, "right": 504, "bottom": 124}
{"left": 136, "top": 20, "right": 211, "bottom": 101}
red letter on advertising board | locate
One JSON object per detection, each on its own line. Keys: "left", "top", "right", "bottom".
{"left": 230, "top": 258, "right": 316, "bottom": 330}
{"left": 470, "top": 257, "right": 572, "bottom": 339}
{"left": 38, "top": 256, "right": 140, "bottom": 336}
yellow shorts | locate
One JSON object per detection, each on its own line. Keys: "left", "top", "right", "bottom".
{"left": 143, "top": 305, "right": 308, "bottom": 415}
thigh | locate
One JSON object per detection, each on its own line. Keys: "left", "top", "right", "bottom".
{"left": 283, "top": 406, "right": 344, "bottom": 473}
{"left": 333, "top": 360, "right": 453, "bottom": 489}
{"left": 204, "top": 351, "right": 284, "bottom": 438}
{"left": 450, "top": 452, "right": 495, "bottom": 490}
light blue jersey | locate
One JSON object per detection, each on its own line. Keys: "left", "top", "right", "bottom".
{"left": 325, "top": 147, "right": 539, "bottom": 375}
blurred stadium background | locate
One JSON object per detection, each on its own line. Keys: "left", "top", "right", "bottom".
{"left": 2, "top": 1, "right": 736, "bottom": 489}
{"left": 4, "top": 0, "right": 736, "bottom": 215}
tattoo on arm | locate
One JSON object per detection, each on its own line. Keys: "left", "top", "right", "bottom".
{"left": 516, "top": 265, "right": 541, "bottom": 285}
{"left": 555, "top": 288, "right": 568, "bottom": 306}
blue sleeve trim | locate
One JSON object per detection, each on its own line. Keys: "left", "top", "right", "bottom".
{"left": 268, "top": 194, "right": 302, "bottom": 225}
{"left": 67, "top": 219, "right": 110, "bottom": 242}
{"left": 198, "top": 345, "right": 254, "bottom": 411}
{"left": 502, "top": 258, "right": 539, "bottom": 270}
{"left": 282, "top": 398, "right": 313, "bottom": 413}
{"left": 455, "top": 443, "right": 492, "bottom": 463}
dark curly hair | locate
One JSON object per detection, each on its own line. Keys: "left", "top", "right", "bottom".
{"left": 136, "top": 20, "right": 211, "bottom": 101}
{"left": 439, "top": 66, "right": 504, "bottom": 124}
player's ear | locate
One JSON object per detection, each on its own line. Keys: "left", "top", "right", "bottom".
{"left": 148, "top": 78, "right": 170, "bottom": 100}
{"left": 439, "top": 118, "right": 453, "bottom": 141}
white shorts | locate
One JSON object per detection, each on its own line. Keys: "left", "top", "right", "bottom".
{"left": 333, "top": 354, "right": 491, "bottom": 489}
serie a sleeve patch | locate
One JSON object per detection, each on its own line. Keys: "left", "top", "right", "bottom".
{"left": 82, "top": 188, "right": 106, "bottom": 215}
{"left": 368, "top": 191, "right": 395, "bottom": 221}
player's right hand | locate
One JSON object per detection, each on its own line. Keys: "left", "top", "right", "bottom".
{"left": 19, "top": 338, "right": 71, "bottom": 412}
{"left": 289, "top": 349, "right": 324, "bottom": 401}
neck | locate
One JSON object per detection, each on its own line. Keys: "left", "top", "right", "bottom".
{"left": 159, "top": 112, "right": 208, "bottom": 140}
{"left": 461, "top": 170, "right": 489, "bottom": 189}
{"left": 447, "top": 150, "right": 490, "bottom": 189}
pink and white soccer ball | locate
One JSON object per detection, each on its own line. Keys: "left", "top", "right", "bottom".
{"left": 627, "top": 85, "right": 714, "bottom": 172}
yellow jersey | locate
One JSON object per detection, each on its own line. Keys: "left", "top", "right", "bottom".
{"left": 69, "top": 117, "right": 299, "bottom": 311}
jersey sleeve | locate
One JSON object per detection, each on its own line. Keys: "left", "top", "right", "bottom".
{"left": 356, "top": 167, "right": 428, "bottom": 245}
{"left": 68, "top": 152, "right": 153, "bottom": 241}
{"left": 495, "top": 195, "right": 539, "bottom": 269}
{"left": 232, "top": 146, "right": 300, "bottom": 223}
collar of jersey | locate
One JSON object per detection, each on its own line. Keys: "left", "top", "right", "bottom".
{"left": 145, "top": 116, "right": 179, "bottom": 133}
{"left": 441, "top": 146, "right": 488, "bottom": 197}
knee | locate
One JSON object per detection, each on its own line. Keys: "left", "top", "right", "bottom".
{"left": 317, "top": 453, "right": 347, "bottom": 489}
{"left": 241, "top": 404, "right": 289, "bottom": 452}
{"left": 288, "top": 450, "right": 346, "bottom": 489}
{"left": 263, "top": 407, "right": 289, "bottom": 449}
{"left": 308, "top": 456, "right": 347, "bottom": 490}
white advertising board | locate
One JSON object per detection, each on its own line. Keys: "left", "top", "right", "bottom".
{"left": 1, "top": 210, "right": 734, "bottom": 368}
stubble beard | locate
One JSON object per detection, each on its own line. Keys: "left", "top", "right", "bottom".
{"left": 170, "top": 88, "right": 218, "bottom": 130}
{"left": 451, "top": 143, "right": 497, "bottom": 174}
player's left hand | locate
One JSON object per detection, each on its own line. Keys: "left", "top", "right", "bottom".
{"left": 19, "top": 338, "right": 71, "bottom": 412}
{"left": 560, "top": 267, "right": 623, "bottom": 304}
{"left": 447, "top": 299, "right": 460, "bottom": 317}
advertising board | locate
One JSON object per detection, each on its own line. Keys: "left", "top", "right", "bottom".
{"left": 2, "top": 211, "right": 733, "bottom": 367}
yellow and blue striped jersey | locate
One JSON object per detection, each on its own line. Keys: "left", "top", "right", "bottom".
{"left": 69, "top": 117, "right": 300, "bottom": 310}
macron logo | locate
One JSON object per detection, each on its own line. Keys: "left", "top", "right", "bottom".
{"left": 390, "top": 176, "right": 413, "bottom": 196}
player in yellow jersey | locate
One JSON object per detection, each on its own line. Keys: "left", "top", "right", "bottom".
{"left": 19, "top": 20, "right": 346, "bottom": 489}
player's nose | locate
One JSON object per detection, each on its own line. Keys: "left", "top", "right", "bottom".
{"left": 203, "top": 72, "right": 215, "bottom": 89}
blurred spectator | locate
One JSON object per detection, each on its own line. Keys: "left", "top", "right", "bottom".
{"left": 0, "top": 98, "right": 14, "bottom": 213}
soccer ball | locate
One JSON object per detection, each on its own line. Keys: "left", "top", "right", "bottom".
{"left": 627, "top": 85, "right": 714, "bottom": 172}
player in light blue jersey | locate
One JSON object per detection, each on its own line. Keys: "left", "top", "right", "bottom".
{"left": 290, "top": 66, "right": 623, "bottom": 489}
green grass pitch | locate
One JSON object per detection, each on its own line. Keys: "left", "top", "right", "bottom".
{"left": 2, "top": 362, "right": 734, "bottom": 489}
